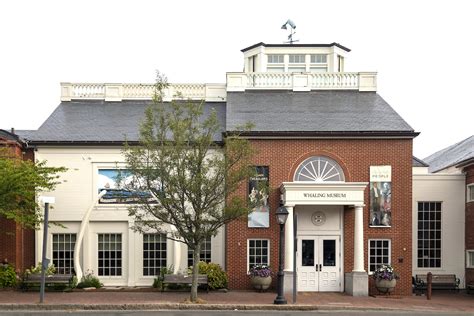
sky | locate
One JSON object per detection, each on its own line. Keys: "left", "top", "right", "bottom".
{"left": 0, "top": 0, "right": 473, "bottom": 159}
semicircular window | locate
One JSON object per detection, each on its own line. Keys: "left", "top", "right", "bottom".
{"left": 294, "top": 156, "right": 345, "bottom": 182}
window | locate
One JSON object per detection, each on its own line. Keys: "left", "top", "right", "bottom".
{"left": 188, "top": 236, "right": 211, "bottom": 267}
{"left": 52, "top": 234, "right": 76, "bottom": 274}
{"left": 467, "top": 250, "right": 474, "bottom": 268}
{"left": 468, "top": 184, "right": 474, "bottom": 202}
{"left": 98, "top": 233, "right": 122, "bottom": 276}
{"left": 248, "top": 239, "right": 269, "bottom": 270}
{"left": 417, "top": 202, "right": 441, "bottom": 268}
{"left": 267, "top": 54, "right": 284, "bottom": 63}
{"left": 143, "top": 233, "right": 167, "bottom": 276}
{"left": 311, "top": 54, "right": 327, "bottom": 63}
{"left": 289, "top": 54, "right": 305, "bottom": 63}
{"left": 294, "top": 156, "right": 345, "bottom": 182}
{"left": 368, "top": 239, "right": 391, "bottom": 273}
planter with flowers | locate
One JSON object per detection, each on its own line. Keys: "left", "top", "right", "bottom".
{"left": 248, "top": 264, "right": 272, "bottom": 292}
{"left": 372, "top": 264, "right": 400, "bottom": 294}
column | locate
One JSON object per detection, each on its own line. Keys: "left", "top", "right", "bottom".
{"left": 353, "top": 205, "right": 365, "bottom": 272}
{"left": 284, "top": 205, "right": 294, "bottom": 271}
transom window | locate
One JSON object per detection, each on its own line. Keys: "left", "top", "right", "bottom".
{"left": 368, "top": 239, "right": 391, "bottom": 273}
{"left": 417, "top": 202, "right": 441, "bottom": 268}
{"left": 52, "top": 233, "right": 76, "bottom": 275}
{"left": 188, "top": 236, "right": 212, "bottom": 267}
{"left": 98, "top": 233, "right": 122, "bottom": 276}
{"left": 289, "top": 54, "right": 305, "bottom": 63}
{"left": 248, "top": 239, "right": 269, "bottom": 271}
{"left": 311, "top": 54, "right": 327, "bottom": 63}
{"left": 267, "top": 54, "right": 284, "bottom": 63}
{"left": 143, "top": 233, "right": 167, "bottom": 276}
{"left": 294, "top": 156, "right": 345, "bottom": 182}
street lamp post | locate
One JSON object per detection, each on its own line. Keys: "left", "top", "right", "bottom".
{"left": 39, "top": 196, "right": 55, "bottom": 304}
{"left": 274, "top": 206, "right": 289, "bottom": 305}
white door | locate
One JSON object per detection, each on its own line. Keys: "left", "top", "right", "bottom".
{"left": 298, "top": 236, "right": 341, "bottom": 292}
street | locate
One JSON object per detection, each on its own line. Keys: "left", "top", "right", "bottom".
{"left": 0, "top": 310, "right": 472, "bottom": 316}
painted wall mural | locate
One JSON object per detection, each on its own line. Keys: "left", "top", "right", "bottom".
{"left": 98, "top": 169, "right": 156, "bottom": 204}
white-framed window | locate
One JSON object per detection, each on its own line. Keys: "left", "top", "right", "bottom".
{"left": 294, "top": 156, "right": 345, "bottom": 182}
{"left": 417, "top": 202, "right": 442, "bottom": 268}
{"left": 267, "top": 54, "right": 284, "bottom": 63}
{"left": 311, "top": 54, "right": 327, "bottom": 63}
{"left": 98, "top": 233, "right": 122, "bottom": 276}
{"left": 368, "top": 239, "right": 391, "bottom": 273}
{"left": 247, "top": 239, "right": 270, "bottom": 271}
{"left": 289, "top": 54, "right": 305, "bottom": 63}
{"left": 188, "top": 236, "right": 212, "bottom": 267}
{"left": 467, "top": 250, "right": 474, "bottom": 268}
{"left": 468, "top": 184, "right": 474, "bottom": 202}
{"left": 143, "top": 233, "right": 167, "bottom": 276}
{"left": 52, "top": 233, "right": 76, "bottom": 275}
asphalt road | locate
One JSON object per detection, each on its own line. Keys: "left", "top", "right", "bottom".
{"left": 0, "top": 311, "right": 471, "bottom": 316}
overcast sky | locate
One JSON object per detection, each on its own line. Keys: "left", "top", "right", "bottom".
{"left": 1, "top": 0, "right": 472, "bottom": 159}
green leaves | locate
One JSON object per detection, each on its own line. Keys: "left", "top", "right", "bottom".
{"left": 0, "top": 148, "right": 66, "bottom": 228}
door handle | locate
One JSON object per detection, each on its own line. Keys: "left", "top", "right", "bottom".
{"left": 315, "top": 264, "right": 319, "bottom": 272}
{"left": 319, "top": 264, "right": 322, "bottom": 271}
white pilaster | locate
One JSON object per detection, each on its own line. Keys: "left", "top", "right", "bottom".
{"left": 284, "top": 205, "right": 294, "bottom": 271}
{"left": 353, "top": 205, "right": 365, "bottom": 272}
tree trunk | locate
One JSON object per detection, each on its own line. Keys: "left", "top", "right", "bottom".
{"left": 190, "top": 241, "right": 201, "bottom": 302}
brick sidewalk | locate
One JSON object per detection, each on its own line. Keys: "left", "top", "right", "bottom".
{"left": 0, "top": 289, "right": 473, "bottom": 312}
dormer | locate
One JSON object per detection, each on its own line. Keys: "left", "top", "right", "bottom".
{"left": 241, "top": 42, "right": 351, "bottom": 73}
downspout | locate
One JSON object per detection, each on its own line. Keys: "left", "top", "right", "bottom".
{"left": 74, "top": 190, "right": 107, "bottom": 280}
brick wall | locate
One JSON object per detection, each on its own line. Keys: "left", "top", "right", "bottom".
{"left": 465, "top": 164, "right": 474, "bottom": 285}
{"left": 225, "top": 138, "right": 413, "bottom": 295}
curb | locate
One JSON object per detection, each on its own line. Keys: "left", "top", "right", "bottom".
{"left": 0, "top": 303, "right": 416, "bottom": 312}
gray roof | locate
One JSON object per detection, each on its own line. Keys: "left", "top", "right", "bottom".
{"left": 412, "top": 156, "right": 429, "bottom": 167}
{"left": 22, "top": 100, "right": 226, "bottom": 143}
{"left": 424, "top": 135, "right": 474, "bottom": 172}
{"left": 226, "top": 90, "right": 415, "bottom": 134}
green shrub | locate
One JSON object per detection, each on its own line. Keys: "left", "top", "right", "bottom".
{"left": 191, "top": 261, "right": 228, "bottom": 290}
{"left": 153, "top": 265, "right": 174, "bottom": 288}
{"left": 77, "top": 271, "right": 102, "bottom": 289}
{"left": 0, "top": 264, "right": 17, "bottom": 288}
{"left": 68, "top": 275, "right": 78, "bottom": 289}
{"left": 25, "top": 262, "right": 56, "bottom": 276}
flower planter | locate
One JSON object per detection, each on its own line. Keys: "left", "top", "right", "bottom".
{"left": 375, "top": 278, "right": 396, "bottom": 294}
{"left": 251, "top": 276, "right": 272, "bottom": 292}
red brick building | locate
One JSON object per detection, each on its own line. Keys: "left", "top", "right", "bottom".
{"left": 0, "top": 129, "right": 35, "bottom": 272}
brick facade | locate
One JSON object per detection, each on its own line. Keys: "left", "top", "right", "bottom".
{"left": 0, "top": 133, "right": 35, "bottom": 271}
{"left": 464, "top": 164, "right": 474, "bottom": 285}
{"left": 226, "top": 138, "right": 413, "bottom": 295}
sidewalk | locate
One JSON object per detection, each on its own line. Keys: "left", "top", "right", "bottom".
{"left": 0, "top": 289, "right": 473, "bottom": 312}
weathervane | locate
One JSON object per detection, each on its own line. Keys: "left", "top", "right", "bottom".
{"left": 281, "top": 19, "right": 298, "bottom": 44}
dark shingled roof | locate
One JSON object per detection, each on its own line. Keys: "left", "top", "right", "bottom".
{"left": 226, "top": 90, "right": 415, "bottom": 135}
{"left": 22, "top": 100, "right": 226, "bottom": 143}
{"left": 424, "top": 135, "right": 474, "bottom": 173}
{"left": 412, "top": 156, "right": 429, "bottom": 167}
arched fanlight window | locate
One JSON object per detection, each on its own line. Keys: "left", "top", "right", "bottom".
{"left": 294, "top": 156, "right": 345, "bottom": 182}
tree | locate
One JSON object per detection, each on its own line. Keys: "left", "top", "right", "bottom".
{"left": 122, "top": 73, "right": 257, "bottom": 302}
{"left": 0, "top": 148, "right": 66, "bottom": 229}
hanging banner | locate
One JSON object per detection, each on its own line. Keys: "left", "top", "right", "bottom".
{"left": 369, "top": 166, "right": 392, "bottom": 227}
{"left": 98, "top": 169, "right": 156, "bottom": 204}
{"left": 248, "top": 166, "right": 269, "bottom": 228}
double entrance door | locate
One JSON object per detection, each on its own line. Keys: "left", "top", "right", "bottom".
{"left": 297, "top": 235, "right": 341, "bottom": 292}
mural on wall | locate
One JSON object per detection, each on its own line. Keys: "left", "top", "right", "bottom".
{"left": 369, "top": 166, "right": 392, "bottom": 227}
{"left": 98, "top": 169, "right": 156, "bottom": 204}
{"left": 248, "top": 166, "right": 270, "bottom": 228}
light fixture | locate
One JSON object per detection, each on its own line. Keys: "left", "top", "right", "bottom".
{"left": 274, "top": 205, "right": 288, "bottom": 305}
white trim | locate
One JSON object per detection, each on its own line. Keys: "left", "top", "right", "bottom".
{"left": 367, "top": 238, "right": 391, "bottom": 274}
{"left": 467, "top": 250, "right": 474, "bottom": 268}
{"left": 247, "top": 238, "right": 270, "bottom": 272}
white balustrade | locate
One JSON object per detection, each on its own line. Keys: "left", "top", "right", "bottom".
{"left": 61, "top": 83, "right": 224, "bottom": 102}
{"left": 226, "top": 72, "right": 376, "bottom": 92}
